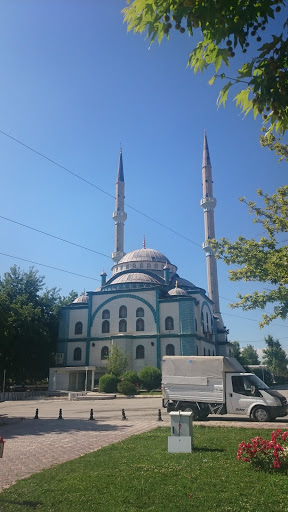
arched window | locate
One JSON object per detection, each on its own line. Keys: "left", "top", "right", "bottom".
{"left": 147, "top": 263, "right": 151, "bottom": 268}
{"left": 101, "top": 346, "right": 109, "bottom": 360}
{"left": 119, "top": 319, "right": 127, "bottom": 332}
{"left": 195, "top": 319, "right": 198, "bottom": 332}
{"left": 166, "top": 344, "right": 175, "bottom": 356}
{"left": 136, "top": 307, "right": 144, "bottom": 317}
{"left": 212, "top": 350, "right": 215, "bottom": 356}
{"left": 208, "top": 349, "right": 211, "bottom": 356}
{"left": 136, "top": 345, "right": 145, "bottom": 359}
{"left": 136, "top": 318, "right": 144, "bottom": 331}
{"left": 74, "top": 322, "right": 83, "bottom": 335}
{"left": 102, "top": 320, "right": 110, "bottom": 333}
{"left": 203, "top": 347, "right": 206, "bottom": 356}
{"left": 102, "top": 309, "right": 110, "bottom": 319}
{"left": 119, "top": 305, "right": 127, "bottom": 318}
{"left": 201, "top": 312, "right": 204, "bottom": 332}
{"left": 206, "top": 312, "right": 209, "bottom": 325}
{"left": 196, "top": 345, "right": 199, "bottom": 355}
{"left": 165, "top": 316, "right": 174, "bottom": 330}
{"left": 73, "top": 347, "right": 82, "bottom": 361}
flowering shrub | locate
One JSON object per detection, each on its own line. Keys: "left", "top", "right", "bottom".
{"left": 237, "top": 429, "right": 288, "bottom": 473}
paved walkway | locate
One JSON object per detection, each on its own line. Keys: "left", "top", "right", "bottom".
{"left": 0, "top": 417, "right": 168, "bottom": 492}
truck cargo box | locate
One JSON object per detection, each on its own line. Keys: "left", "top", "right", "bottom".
{"left": 162, "top": 356, "right": 245, "bottom": 404}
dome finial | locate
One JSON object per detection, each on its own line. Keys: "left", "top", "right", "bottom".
{"left": 143, "top": 235, "right": 146, "bottom": 249}
{"left": 175, "top": 280, "right": 178, "bottom": 288}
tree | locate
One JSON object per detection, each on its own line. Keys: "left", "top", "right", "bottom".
{"left": 106, "top": 344, "right": 129, "bottom": 378}
{"left": 123, "top": 0, "right": 288, "bottom": 135}
{"left": 0, "top": 265, "right": 77, "bottom": 385}
{"left": 231, "top": 341, "right": 245, "bottom": 365}
{"left": 211, "top": 186, "right": 288, "bottom": 326}
{"left": 138, "top": 366, "right": 162, "bottom": 391}
{"left": 241, "top": 344, "right": 260, "bottom": 365}
{"left": 262, "top": 334, "right": 288, "bottom": 377}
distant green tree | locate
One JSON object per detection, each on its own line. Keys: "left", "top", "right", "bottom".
{"left": 241, "top": 344, "right": 260, "bottom": 365}
{"left": 106, "top": 344, "right": 129, "bottom": 378}
{"left": 0, "top": 265, "right": 77, "bottom": 385}
{"left": 231, "top": 341, "right": 244, "bottom": 364}
{"left": 262, "top": 335, "right": 288, "bottom": 377}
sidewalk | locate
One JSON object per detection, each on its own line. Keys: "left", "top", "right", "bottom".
{"left": 0, "top": 417, "right": 168, "bottom": 492}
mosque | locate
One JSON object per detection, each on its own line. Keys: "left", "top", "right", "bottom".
{"left": 49, "top": 133, "right": 232, "bottom": 391}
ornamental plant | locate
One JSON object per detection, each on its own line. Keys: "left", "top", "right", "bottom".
{"left": 237, "top": 429, "right": 288, "bottom": 472}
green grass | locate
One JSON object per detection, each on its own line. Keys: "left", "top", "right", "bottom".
{"left": 1, "top": 427, "right": 288, "bottom": 512}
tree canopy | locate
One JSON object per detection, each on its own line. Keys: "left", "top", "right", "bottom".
{"left": 123, "top": 0, "right": 288, "bottom": 135}
{"left": 211, "top": 186, "right": 288, "bottom": 326}
{"left": 262, "top": 334, "right": 288, "bottom": 376}
{"left": 0, "top": 265, "right": 77, "bottom": 386}
{"left": 232, "top": 341, "right": 260, "bottom": 365}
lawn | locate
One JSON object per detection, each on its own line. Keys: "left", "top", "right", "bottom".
{"left": 0, "top": 426, "right": 288, "bottom": 512}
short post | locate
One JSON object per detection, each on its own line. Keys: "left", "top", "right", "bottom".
{"left": 58, "top": 408, "right": 63, "bottom": 420}
{"left": 157, "top": 409, "right": 163, "bottom": 422}
{"left": 34, "top": 408, "right": 39, "bottom": 420}
{"left": 121, "top": 408, "right": 127, "bottom": 420}
{"left": 0, "top": 437, "right": 4, "bottom": 458}
{"left": 89, "top": 408, "right": 94, "bottom": 421}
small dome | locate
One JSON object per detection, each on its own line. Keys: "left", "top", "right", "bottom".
{"left": 111, "top": 272, "right": 162, "bottom": 285}
{"left": 73, "top": 294, "right": 89, "bottom": 304}
{"left": 119, "top": 248, "right": 171, "bottom": 265}
{"left": 168, "top": 287, "right": 189, "bottom": 297}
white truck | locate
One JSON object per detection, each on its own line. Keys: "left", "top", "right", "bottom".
{"left": 162, "top": 356, "right": 288, "bottom": 422}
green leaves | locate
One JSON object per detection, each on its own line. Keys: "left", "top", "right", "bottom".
{"left": 123, "top": 0, "right": 288, "bottom": 135}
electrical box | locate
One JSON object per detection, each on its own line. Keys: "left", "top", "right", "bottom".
{"left": 168, "top": 411, "right": 193, "bottom": 453}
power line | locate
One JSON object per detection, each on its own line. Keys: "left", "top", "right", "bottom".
{"left": 0, "top": 252, "right": 100, "bottom": 281}
{"left": 220, "top": 295, "right": 288, "bottom": 328}
{"left": 0, "top": 214, "right": 111, "bottom": 259}
{"left": 0, "top": 129, "right": 202, "bottom": 248}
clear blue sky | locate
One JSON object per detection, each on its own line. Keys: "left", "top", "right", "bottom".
{"left": 0, "top": 1, "right": 287, "bottom": 357}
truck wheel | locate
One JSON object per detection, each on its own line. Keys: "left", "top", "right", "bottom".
{"left": 251, "top": 406, "right": 271, "bottom": 422}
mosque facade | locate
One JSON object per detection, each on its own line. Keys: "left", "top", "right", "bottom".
{"left": 49, "top": 133, "right": 231, "bottom": 392}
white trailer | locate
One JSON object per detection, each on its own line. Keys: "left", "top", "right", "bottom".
{"left": 162, "top": 356, "right": 288, "bottom": 422}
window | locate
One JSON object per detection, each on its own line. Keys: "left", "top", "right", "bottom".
{"left": 166, "top": 344, "right": 175, "bottom": 356}
{"left": 203, "top": 347, "right": 206, "bottom": 356}
{"left": 147, "top": 263, "right": 151, "bottom": 268}
{"left": 165, "top": 316, "right": 174, "bottom": 330}
{"left": 201, "top": 312, "right": 204, "bottom": 332}
{"left": 74, "top": 322, "right": 83, "bottom": 335}
{"left": 73, "top": 347, "right": 82, "bottom": 361}
{"left": 102, "top": 309, "right": 110, "bottom": 319}
{"left": 101, "top": 346, "right": 109, "bottom": 360}
{"left": 119, "top": 319, "right": 127, "bottom": 332}
{"left": 208, "top": 349, "right": 211, "bottom": 356}
{"left": 206, "top": 312, "right": 209, "bottom": 325}
{"left": 196, "top": 345, "right": 199, "bottom": 355}
{"left": 136, "top": 345, "right": 145, "bottom": 359}
{"left": 136, "top": 318, "right": 144, "bottom": 331}
{"left": 195, "top": 319, "right": 198, "bottom": 332}
{"left": 102, "top": 320, "right": 110, "bottom": 333}
{"left": 119, "top": 305, "right": 127, "bottom": 318}
{"left": 136, "top": 307, "right": 144, "bottom": 317}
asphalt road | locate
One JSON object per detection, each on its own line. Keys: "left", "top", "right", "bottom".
{"left": 1, "top": 389, "right": 288, "bottom": 425}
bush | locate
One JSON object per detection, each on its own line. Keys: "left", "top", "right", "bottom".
{"left": 99, "top": 374, "right": 119, "bottom": 393}
{"left": 117, "top": 380, "right": 137, "bottom": 395}
{"left": 121, "top": 370, "right": 140, "bottom": 386}
{"left": 138, "top": 366, "right": 161, "bottom": 392}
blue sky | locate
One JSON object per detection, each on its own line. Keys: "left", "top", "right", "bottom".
{"left": 0, "top": 1, "right": 287, "bottom": 357}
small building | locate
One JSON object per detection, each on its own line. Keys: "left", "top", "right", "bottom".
{"left": 49, "top": 133, "right": 231, "bottom": 391}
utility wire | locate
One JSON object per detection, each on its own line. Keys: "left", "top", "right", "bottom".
{"left": 0, "top": 215, "right": 111, "bottom": 259}
{"left": 0, "top": 252, "right": 100, "bottom": 281}
{"left": 0, "top": 129, "right": 202, "bottom": 248}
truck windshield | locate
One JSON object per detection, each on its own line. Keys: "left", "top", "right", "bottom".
{"left": 232, "top": 374, "right": 269, "bottom": 395}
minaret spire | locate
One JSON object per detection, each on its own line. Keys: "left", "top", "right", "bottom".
{"left": 200, "top": 131, "right": 220, "bottom": 314}
{"left": 112, "top": 149, "right": 127, "bottom": 264}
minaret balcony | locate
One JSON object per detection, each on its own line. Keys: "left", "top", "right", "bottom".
{"left": 200, "top": 196, "right": 216, "bottom": 211}
{"left": 112, "top": 211, "right": 127, "bottom": 222}
{"left": 202, "top": 241, "right": 214, "bottom": 256}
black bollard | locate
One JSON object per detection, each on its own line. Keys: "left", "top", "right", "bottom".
{"left": 157, "top": 409, "right": 163, "bottom": 422}
{"left": 121, "top": 408, "right": 127, "bottom": 420}
{"left": 89, "top": 408, "right": 95, "bottom": 421}
{"left": 58, "top": 408, "right": 63, "bottom": 420}
{"left": 34, "top": 408, "right": 39, "bottom": 420}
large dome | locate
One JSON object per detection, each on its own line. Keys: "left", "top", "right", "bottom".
{"left": 111, "top": 272, "right": 162, "bottom": 285}
{"left": 119, "top": 248, "right": 171, "bottom": 264}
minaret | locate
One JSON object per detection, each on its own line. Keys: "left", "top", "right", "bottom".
{"left": 112, "top": 149, "right": 127, "bottom": 264}
{"left": 200, "top": 131, "right": 220, "bottom": 314}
